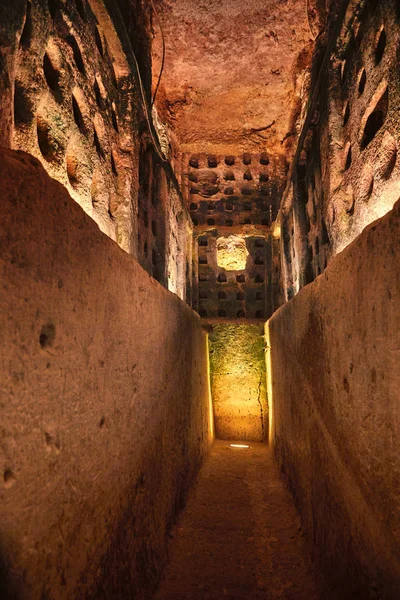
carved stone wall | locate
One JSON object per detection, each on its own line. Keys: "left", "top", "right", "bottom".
{"left": 0, "top": 0, "right": 191, "bottom": 301}
{"left": 0, "top": 148, "right": 213, "bottom": 600}
{"left": 183, "top": 152, "right": 284, "bottom": 319}
{"left": 267, "top": 197, "right": 400, "bottom": 599}
{"left": 281, "top": 0, "right": 400, "bottom": 299}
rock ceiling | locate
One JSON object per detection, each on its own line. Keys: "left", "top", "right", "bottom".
{"left": 152, "top": 0, "right": 315, "bottom": 157}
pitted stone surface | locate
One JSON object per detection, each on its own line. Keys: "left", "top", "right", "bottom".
{"left": 0, "top": 149, "right": 213, "bottom": 600}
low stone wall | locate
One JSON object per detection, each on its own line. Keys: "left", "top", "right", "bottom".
{"left": 0, "top": 149, "right": 213, "bottom": 600}
{"left": 266, "top": 200, "right": 400, "bottom": 598}
{"left": 210, "top": 323, "right": 267, "bottom": 442}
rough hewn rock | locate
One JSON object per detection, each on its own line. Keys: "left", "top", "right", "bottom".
{"left": 281, "top": 0, "right": 400, "bottom": 298}
{"left": 152, "top": 0, "right": 314, "bottom": 156}
{"left": 210, "top": 324, "right": 267, "bottom": 441}
{"left": 0, "top": 0, "right": 192, "bottom": 304}
{"left": 0, "top": 149, "right": 213, "bottom": 600}
{"left": 186, "top": 152, "right": 284, "bottom": 320}
{"left": 267, "top": 198, "right": 400, "bottom": 598}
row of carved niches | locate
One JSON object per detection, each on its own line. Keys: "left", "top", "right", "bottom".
{"left": 195, "top": 233, "right": 272, "bottom": 320}
{"left": 137, "top": 144, "right": 167, "bottom": 285}
{"left": 137, "top": 140, "right": 191, "bottom": 299}
{"left": 189, "top": 198, "right": 272, "bottom": 228}
{"left": 186, "top": 153, "right": 286, "bottom": 226}
{"left": 282, "top": 0, "right": 400, "bottom": 295}
{"left": 302, "top": 152, "right": 330, "bottom": 283}
{"left": 327, "top": 0, "right": 400, "bottom": 255}
{"left": 12, "top": 0, "right": 138, "bottom": 253}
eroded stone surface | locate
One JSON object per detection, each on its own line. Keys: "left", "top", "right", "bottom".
{"left": 152, "top": 0, "right": 314, "bottom": 156}
{"left": 281, "top": 0, "right": 400, "bottom": 298}
{"left": 0, "top": 149, "right": 213, "bottom": 600}
{"left": 216, "top": 235, "right": 249, "bottom": 271}
{"left": 0, "top": 0, "right": 192, "bottom": 305}
{"left": 209, "top": 324, "right": 267, "bottom": 441}
{"left": 267, "top": 198, "right": 400, "bottom": 598}
{"left": 7, "top": 0, "right": 140, "bottom": 250}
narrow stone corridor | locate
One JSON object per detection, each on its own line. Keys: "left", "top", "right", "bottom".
{"left": 154, "top": 441, "right": 326, "bottom": 600}
{"left": 1, "top": 1, "right": 399, "bottom": 598}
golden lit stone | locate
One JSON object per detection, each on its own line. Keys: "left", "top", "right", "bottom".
{"left": 216, "top": 235, "right": 248, "bottom": 271}
{"left": 209, "top": 324, "right": 268, "bottom": 441}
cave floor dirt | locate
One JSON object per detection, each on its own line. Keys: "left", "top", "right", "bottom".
{"left": 154, "top": 440, "right": 328, "bottom": 600}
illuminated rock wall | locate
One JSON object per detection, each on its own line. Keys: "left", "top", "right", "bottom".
{"left": 281, "top": 0, "right": 400, "bottom": 299}
{"left": 209, "top": 324, "right": 267, "bottom": 442}
{"left": 184, "top": 153, "right": 283, "bottom": 319}
{"left": 0, "top": 0, "right": 191, "bottom": 300}
{"left": 267, "top": 199, "right": 400, "bottom": 598}
{"left": 0, "top": 149, "right": 213, "bottom": 600}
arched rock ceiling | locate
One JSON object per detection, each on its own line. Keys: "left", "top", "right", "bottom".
{"left": 152, "top": 0, "right": 315, "bottom": 157}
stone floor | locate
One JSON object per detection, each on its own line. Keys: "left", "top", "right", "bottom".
{"left": 154, "top": 440, "right": 329, "bottom": 600}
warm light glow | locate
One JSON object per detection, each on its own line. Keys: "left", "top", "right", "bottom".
{"left": 167, "top": 274, "right": 177, "bottom": 295}
{"left": 217, "top": 235, "right": 248, "bottom": 271}
{"left": 206, "top": 334, "right": 215, "bottom": 442}
{"left": 209, "top": 324, "right": 268, "bottom": 441}
{"left": 264, "top": 321, "right": 274, "bottom": 445}
{"left": 272, "top": 224, "right": 281, "bottom": 239}
{"left": 229, "top": 443, "right": 250, "bottom": 449}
